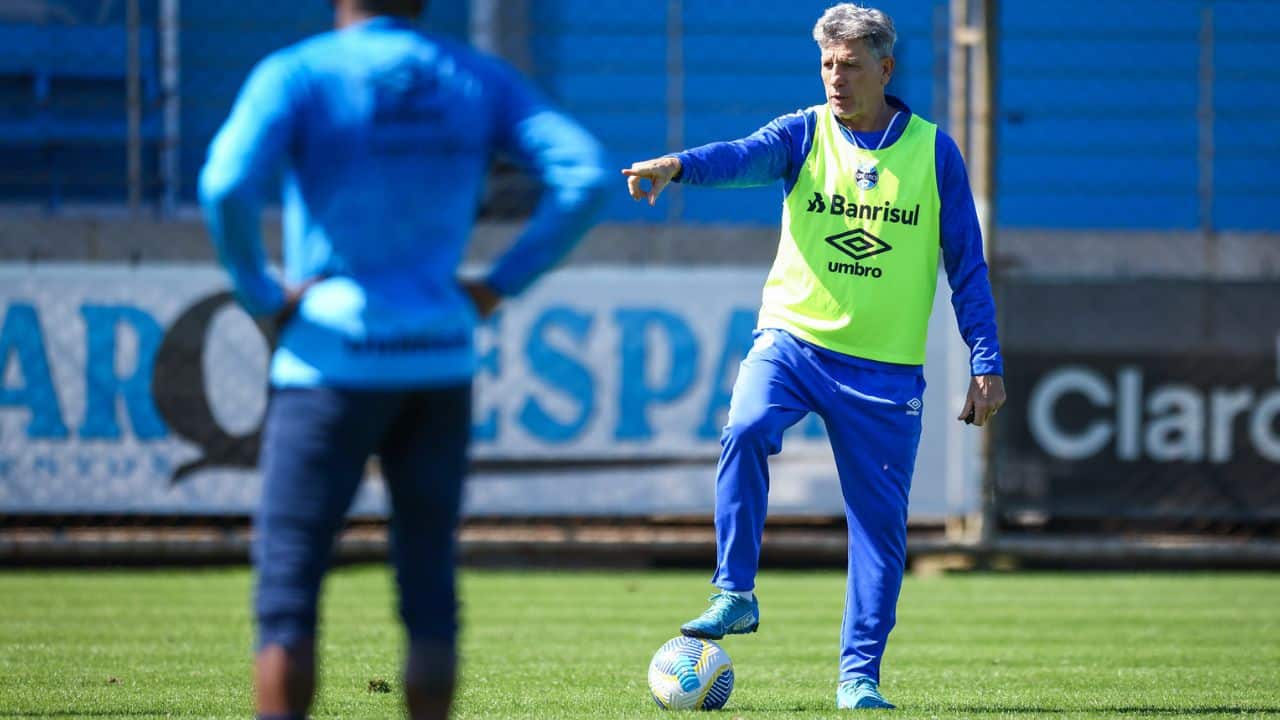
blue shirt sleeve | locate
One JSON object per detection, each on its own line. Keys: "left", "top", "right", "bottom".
{"left": 197, "top": 51, "right": 295, "bottom": 317}
{"left": 482, "top": 61, "right": 608, "bottom": 297}
{"left": 673, "top": 110, "right": 812, "bottom": 190}
{"left": 936, "top": 130, "right": 1004, "bottom": 376}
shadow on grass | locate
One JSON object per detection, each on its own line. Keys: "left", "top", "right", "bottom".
{"left": 722, "top": 703, "right": 1280, "bottom": 716}
{"left": 1, "top": 707, "right": 176, "bottom": 712}
{"left": 940, "top": 706, "right": 1280, "bottom": 715}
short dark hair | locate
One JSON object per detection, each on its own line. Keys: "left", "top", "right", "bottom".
{"left": 355, "top": 0, "right": 426, "bottom": 17}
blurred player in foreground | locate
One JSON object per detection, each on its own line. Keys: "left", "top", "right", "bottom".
{"left": 623, "top": 2, "right": 1005, "bottom": 710}
{"left": 199, "top": 1, "right": 607, "bottom": 717}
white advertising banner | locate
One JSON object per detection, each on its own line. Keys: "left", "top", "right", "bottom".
{"left": 0, "top": 264, "right": 979, "bottom": 518}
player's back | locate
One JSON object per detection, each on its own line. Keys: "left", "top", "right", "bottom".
{"left": 281, "top": 19, "right": 496, "bottom": 282}
{"left": 201, "top": 15, "right": 605, "bottom": 388}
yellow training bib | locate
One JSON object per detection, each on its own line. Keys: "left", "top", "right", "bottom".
{"left": 758, "top": 107, "right": 941, "bottom": 364}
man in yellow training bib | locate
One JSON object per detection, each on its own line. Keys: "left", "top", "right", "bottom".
{"left": 623, "top": 3, "right": 1005, "bottom": 710}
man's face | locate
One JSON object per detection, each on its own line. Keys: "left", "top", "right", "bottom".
{"left": 820, "top": 39, "right": 894, "bottom": 122}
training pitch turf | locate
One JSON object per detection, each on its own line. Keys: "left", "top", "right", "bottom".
{"left": 0, "top": 568, "right": 1277, "bottom": 719}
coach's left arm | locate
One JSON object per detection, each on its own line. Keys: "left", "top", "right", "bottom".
{"left": 936, "top": 131, "right": 1006, "bottom": 427}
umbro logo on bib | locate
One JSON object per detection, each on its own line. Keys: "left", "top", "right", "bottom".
{"left": 824, "top": 229, "right": 892, "bottom": 279}
{"left": 824, "top": 228, "right": 892, "bottom": 261}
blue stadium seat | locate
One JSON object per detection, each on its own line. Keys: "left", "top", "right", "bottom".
{"left": 0, "top": 23, "right": 161, "bottom": 207}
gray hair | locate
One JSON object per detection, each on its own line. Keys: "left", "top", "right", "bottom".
{"left": 812, "top": 3, "right": 897, "bottom": 60}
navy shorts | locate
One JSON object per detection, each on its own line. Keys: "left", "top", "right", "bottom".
{"left": 252, "top": 384, "right": 470, "bottom": 649}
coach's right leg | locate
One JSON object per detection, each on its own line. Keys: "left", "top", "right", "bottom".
{"left": 682, "top": 330, "right": 811, "bottom": 639}
{"left": 254, "top": 387, "right": 390, "bottom": 720}
{"left": 378, "top": 384, "right": 471, "bottom": 720}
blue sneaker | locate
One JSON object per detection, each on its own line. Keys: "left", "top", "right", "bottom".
{"left": 680, "top": 591, "right": 759, "bottom": 639}
{"left": 837, "top": 678, "right": 895, "bottom": 710}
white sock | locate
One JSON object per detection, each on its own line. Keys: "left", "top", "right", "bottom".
{"left": 721, "top": 589, "right": 754, "bottom": 601}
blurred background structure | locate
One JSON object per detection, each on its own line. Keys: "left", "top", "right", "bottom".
{"left": 1, "top": 0, "right": 1277, "bottom": 566}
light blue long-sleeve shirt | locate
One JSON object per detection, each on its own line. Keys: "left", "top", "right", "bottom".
{"left": 199, "top": 16, "right": 607, "bottom": 388}
{"left": 673, "top": 97, "right": 1003, "bottom": 377}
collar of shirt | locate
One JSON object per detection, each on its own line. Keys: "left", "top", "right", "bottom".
{"left": 836, "top": 94, "right": 913, "bottom": 150}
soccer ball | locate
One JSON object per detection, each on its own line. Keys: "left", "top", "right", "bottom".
{"left": 647, "top": 636, "right": 734, "bottom": 711}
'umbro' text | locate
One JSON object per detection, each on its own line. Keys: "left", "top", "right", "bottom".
{"left": 828, "top": 261, "right": 884, "bottom": 278}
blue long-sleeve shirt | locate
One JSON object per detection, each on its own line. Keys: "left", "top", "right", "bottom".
{"left": 199, "top": 16, "right": 607, "bottom": 388}
{"left": 673, "top": 97, "right": 1003, "bottom": 376}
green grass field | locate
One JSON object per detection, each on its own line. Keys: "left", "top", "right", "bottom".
{"left": 1, "top": 568, "right": 1278, "bottom": 719}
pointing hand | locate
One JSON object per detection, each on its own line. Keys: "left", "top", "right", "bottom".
{"left": 622, "top": 157, "right": 682, "bottom": 206}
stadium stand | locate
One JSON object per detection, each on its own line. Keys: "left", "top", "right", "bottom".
{"left": 0, "top": 21, "right": 160, "bottom": 207}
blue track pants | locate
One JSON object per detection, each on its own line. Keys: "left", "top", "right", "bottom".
{"left": 254, "top": 384, "right": 470, "bottom": 650}
{"left": 712, "top": 329, "right": 924, "bottom": 682}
